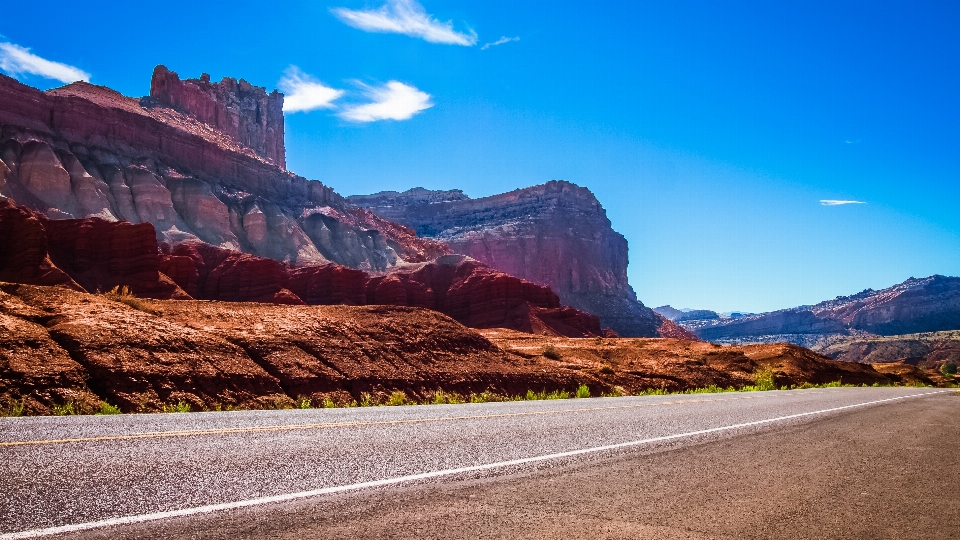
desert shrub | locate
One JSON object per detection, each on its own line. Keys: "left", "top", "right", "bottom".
{"left": 103, "top": 286, "right": 158, "bottom": 315}
{"left": 598, "top": 365, "right": 615, "bottom": 375}
{"left": 942, "top": 362, "right": 958, "bottom": 377}
{"left": 602, "top": 386, "right": 625, "bottom": 397}
{"left": 162, "top": 401, "right": 191, "bottom": 413}
{"left": 96, "top": 402, "right": 122, "bottom": 415}
{"left": 543, "top": 345, "right": 562, "bottom": 360}
{"left": 753, "top": 367, "right": 776, "bottom": 391}
{"left": 322, "top": 397, "right": 338, "bottom": 408}
{"left": 1, "top": 399, "right": 25, "bottom": 417}
{"left": 52, "top": 401, "right": 80, "bottom": 416}
{"left": 386, "top": 391, "right": 410, "bottom": 406}
{"left": 575, "top": 384, "right": 591, "bottom": 398}
{"left": 359, "top": 393, "right": 377, "bottom": 407}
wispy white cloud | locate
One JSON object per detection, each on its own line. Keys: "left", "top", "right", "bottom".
{"left": 481, "top": 36, "right": 520, "bottom": 50}
{"left": 278, "top": 66, "right": 344, "bottom": 113}
{"left": 844, "top": 139, "right": 861, "bottom": 144}
{"left": 820, "top": 200, "right": 866, "bottom": 206}
{"left": 339, "top": 81, "right": 433, "bottom": 122}
{"left": 0, "top": 41, "right": 90, "bottom": 83}
{"left": 331, "top": 0, "right": 477, "bottom": 46}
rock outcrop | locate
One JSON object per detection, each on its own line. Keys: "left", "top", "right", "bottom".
{"left": 348, "top": 183, "right": 668, "bottom": 337}
{"left": 149, "top": 66, "right": 285, "bottom": 169}
{"left": 0, "top": 72, "right": 447, "bottom": 271}
{"left": 686, "top": 275, "right": 960, "bottom": 345}
{"left": 0, "top": 199, "right": 604, "bottom": 337}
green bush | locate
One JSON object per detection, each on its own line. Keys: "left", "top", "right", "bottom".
{"left": 96, "top": 402, "right": 122, "bottom": 415}
{"left": 941, "top": 362, "right": 958, "bottom": 377}
{"left": 1, "top": 399, "right": 25, "bottom": 417}
{"left": 161, "top": 401, "right": 191, "bottom": 413}
{"left": 387, "top": 391, "right": 410, "bottom": 406}
{"left": 52, "top": 401, "right": 79, "bottom": 416}
{"left": 575, "top": 384, "right": 591, "bottom": 398}
{"left": 753, "top": 367, "right": 776, "bottom": 392}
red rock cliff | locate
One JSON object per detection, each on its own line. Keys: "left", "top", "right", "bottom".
{"left": 348, "top": 182, "right": 667, "bottom": 337}
{"left": 149, "top": 65, "right": 285, "bottom": 169}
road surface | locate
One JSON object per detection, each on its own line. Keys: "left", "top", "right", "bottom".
{"left": 0, "top": 387, "right": 956, "bottom": 539}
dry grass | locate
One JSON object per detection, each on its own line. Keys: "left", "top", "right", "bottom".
{"left": 102, "top": 286, "right": 158, "bottom": 315}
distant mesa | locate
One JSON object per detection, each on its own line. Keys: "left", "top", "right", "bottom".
{"left": 654, "top": 306, "right": 719, "bottom": 322}
{"left": 681, "top": 275, "right": 960, "bottom": 349}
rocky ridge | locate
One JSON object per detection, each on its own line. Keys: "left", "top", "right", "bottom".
{"left": 0, "top": 198, "right": 605, "bottom": 338}
{"left": 0, "top": 70, "right": 447, "bottom": 271}
{"left": 815, "top": 330, "right": 960, "bottom": 372}
{"left": 348, "top": 183, "right": 675, "bottom": 338}
{"left": 686, "top": 275, "right": 960, "bottom": 345}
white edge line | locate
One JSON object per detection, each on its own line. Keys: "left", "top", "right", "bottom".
{"left": 1, "top": 390, "right": 946, "bottom": 539}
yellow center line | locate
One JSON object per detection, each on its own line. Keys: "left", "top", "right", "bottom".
{"left": 0, "top": 394, "right": 780, "bottom": 448}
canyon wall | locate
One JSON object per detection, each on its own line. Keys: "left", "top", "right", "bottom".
{"left": 0, "top": 72, "right": 447, "bottom": 271}
{"left": 0, "top": 199, "right": 604, "bottom": 338}
{"left": 348, "top": 182, "right": 673, "bottom": 338}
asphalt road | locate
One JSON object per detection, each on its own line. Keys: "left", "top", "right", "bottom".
{"left": 0, "top": 387, "right": 956, "bottom": 539}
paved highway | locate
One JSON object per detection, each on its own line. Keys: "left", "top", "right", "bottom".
{"left": 0, "top": 387, "right": 955, "bottom": 539}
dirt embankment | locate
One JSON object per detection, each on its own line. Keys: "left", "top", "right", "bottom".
{"left": 0, "top": 283, "right": 589, "bottom": 415}
{"left": 0, "top": 284, "right": 940, "bottom": 416}
{"left": 481, "top": 330, "right": 925, "bottom": 393}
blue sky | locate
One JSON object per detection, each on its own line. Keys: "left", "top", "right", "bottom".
{"left": 2, "top": 0, "right": 959, "bottom": 313}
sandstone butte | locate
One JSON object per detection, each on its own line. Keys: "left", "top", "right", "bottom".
{"left": 1, "top": 281, "right": 927, "bottom": 415}
{"left": 0, "top": 68, "right": 448, "bottom": 272}
{"left": 0, "top": 67, "right": 691, "bottom": 339}
{"left": 348, "top": 184, "right": 678, "bottom": 338}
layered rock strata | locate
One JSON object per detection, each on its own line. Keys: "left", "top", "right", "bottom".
{"left": 0, "top": 72, "right": 447, "bottom": 270}
{"left": 348, "top": 182, "right": 669, "bottom": 337}
{"left": 687, "top": 276, "right": 960, "bottom": 345}
{"left": 815, "top": 330, "right": 960, "bottom": 372}
{"left": 149, "top": 66, "right": 285, "bottom": 169}
{"left": 0, "top": 200, "right": 604, "bottom": 338}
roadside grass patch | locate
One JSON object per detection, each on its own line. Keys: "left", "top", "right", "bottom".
{"left": 359, "top": 393, "right": 377, "bottom": 407}
{"left": 1, "top": 398, "right": 26, "bottom": 417}
{"left": 575, "top": 384, "right": 591, "bottom": 398}
{"left": 52, "top": 401, "right": 79, "bottom": 416}
{"left": 96, "top": 402, "right": 122, "bottom": 415}
{"left": 387, "top": 391, "right": 411, "bottom": 406}
{"left": 162, "top": 401, "right": 191, "bottom": 413}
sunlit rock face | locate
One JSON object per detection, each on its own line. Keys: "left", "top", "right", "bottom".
{"left": 0, "top": 72, "right": 448, "bottom": 271}
{"left": 348, "top": 182, "right": 669, "bottom": 337}
{"left": 149, "top": 65, "right": 286, "bottom": 170}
